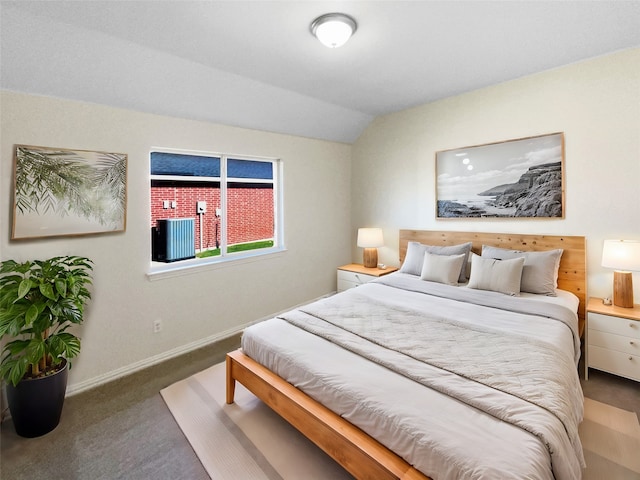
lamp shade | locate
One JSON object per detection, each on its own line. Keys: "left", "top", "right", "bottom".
{"left": 310, "top": 13, "right": 357, "bottom": 48}
{"left": 602, "top": 239, "right": 640, "bottom": 271}
{"left": 357, "top": 228, "right": 384, "bottom": 248}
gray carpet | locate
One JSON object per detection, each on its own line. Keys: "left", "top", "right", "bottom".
{"left": 1, "top": 333, "right": 639, "bottom": 480}
{"left": 0, "top": 334, "right": 240, "bottom": 480}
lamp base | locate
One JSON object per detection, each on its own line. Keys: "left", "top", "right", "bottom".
{"left": 363, "top": 248, "right": 378, "bottom": 268}
{"left": 613, "top": 270, "right": 634, "bottom": 308}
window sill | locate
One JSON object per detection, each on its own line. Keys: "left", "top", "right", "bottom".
{"left": 146, "top": 247, "right": 287, "bottom": 281}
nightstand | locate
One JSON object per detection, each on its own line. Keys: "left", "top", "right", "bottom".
{"left": 587, "top": 297, "right": 640, "bottom": 382}
{"left": 337, "top": 263, "right": 398, "bottom": 292}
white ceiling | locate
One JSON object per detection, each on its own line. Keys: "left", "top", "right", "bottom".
{"left": 2, "top": 1, "right": 639, "bottom": 143}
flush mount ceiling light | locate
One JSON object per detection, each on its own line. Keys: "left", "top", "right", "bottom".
{"left": 310, "top": 13, "right": 357, "bottom": 48}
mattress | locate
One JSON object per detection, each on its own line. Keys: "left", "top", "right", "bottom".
{"left": 241, "top": 273, "right": 584, "bottom": 480}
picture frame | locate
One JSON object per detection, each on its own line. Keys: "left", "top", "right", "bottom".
{"left": 436, "top": 132, "right": 564, "bottom": 219}
{"left": 11, "top": 145, "right": 127, "bottom": 240}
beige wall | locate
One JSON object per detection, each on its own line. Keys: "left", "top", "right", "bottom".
{"left": 0, "top": 91, "right": 352, "bottom": 392}
{"left": 352, "top": 48, "right": 640, "bottom": 301}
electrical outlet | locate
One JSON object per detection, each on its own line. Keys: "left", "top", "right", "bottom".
{"left": 153, "top": 319, "right": 162, "bottom": 333}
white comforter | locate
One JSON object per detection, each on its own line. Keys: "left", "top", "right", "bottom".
{"left": 241, "top": 273, "right": 585, "bottom": 480}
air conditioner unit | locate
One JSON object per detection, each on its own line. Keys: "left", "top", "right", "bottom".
{"left": 152, "top": 218, "right": 196, "bottom": 262}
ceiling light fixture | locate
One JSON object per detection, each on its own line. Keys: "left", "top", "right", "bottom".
{"left": 310, "top": 13, "right": 357, "bottom": 48}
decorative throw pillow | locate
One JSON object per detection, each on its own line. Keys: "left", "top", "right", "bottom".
{"left": 467, "top": 254, "right": 525, "bottom": 296}
{"left": 400, "top": 242, "right": 428, "bottom": 276}
{"left": 420, "top": 252, "right": 466, "bottom": 285}
{"left": 400, "top": 241, "right": 472, "bottom": 282}
{"left": 481, "top": 245, "right": 563, "bottom": 296}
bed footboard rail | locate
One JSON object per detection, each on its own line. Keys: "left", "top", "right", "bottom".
{"left": 226, "top": 349, "right": 430, "bottom": 480}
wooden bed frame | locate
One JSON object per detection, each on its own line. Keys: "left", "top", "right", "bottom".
{"left": 226, "top": 230, "right": 587, "bottom": 480}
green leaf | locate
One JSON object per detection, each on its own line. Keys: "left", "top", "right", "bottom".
{"left": 17, "top": 279, "right": 32, "bottom": 300}
{"left": 0, "top": 320, "right": 11, "bottom": 338}
{"left": 39, "top": 282, "right": 56, "bottom": 300}
{"left": 25, "top": 304, "right": 39, "bottom": 325}
{"left": 0, "top": 357, "right": 28, "bottom": 387}
{"left": 54, "top": 278, "right": 67, "bottom": 297}
{"left": 26, "top": 338, "right": 45, "bottom": 365}
{"left": 3, "top": 339, "right": 30, "bottom": 356}
{"left": 0, "top": 260, "right": 19, "bottom": 274}
{"left": 54, "top": 332, "right": 81, "bottom": 359}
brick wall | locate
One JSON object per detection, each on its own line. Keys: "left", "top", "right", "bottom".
{"left": 228, "top": 184, "right": 274, "bottom": 245}
{"left": 151, "top": 181, "right": 273, "bottom": 251}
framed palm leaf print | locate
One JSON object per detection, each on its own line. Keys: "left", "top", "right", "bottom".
{"left": 11, "top": 145, "right": 127, "bottom": 239}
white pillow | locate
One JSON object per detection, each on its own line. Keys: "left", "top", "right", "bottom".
{"left": 481, "top": 245, "right": 563, "bottom": 296}
{"left": 468, "top": 254, "right": 525, "bottom": 296}
{"left": 420, "top": 252, "right": 466, "bottom": 285}
{"left": 400, "top": 241, "right": 472, "bottom": 282}
{"left": 400, "top": 242, "right": 428, "bottom": 276}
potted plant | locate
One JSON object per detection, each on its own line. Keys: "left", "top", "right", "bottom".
{"left": 0, "top": 255, "right": 93, "bottom": 437}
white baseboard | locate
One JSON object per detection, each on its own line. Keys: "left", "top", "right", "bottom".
{"left": 65, "top": 293, "right": 334, "bottom": 396}
{"left": 65, "top": 324, "right": 244, "bottom": 396}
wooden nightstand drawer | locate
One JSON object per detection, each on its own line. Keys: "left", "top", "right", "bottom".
{"left": 589, "top": 345, "right": 640, "bottom": 381}
{"left": 588, "top": 329, "right": 640, "bottom": 356}
{"left": 589, "top": 312, "right": 640, "bottom": 339}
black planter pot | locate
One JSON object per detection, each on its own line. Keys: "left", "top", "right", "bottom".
{"left": 5, "top": 359, "right": 69, "bottom": 438}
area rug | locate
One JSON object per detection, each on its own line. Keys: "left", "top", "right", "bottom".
{"left": 160, "top": 361, "right": 352, "bottom": 479}
{"left": 161, "top": 362, "right": 640, "bottom": 480}
{"left": 579, "top": 397, "right": 640, "bottom": 479}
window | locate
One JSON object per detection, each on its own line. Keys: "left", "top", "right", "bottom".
{"left": 150, "top": 150, "right": 282, "bottom": 270}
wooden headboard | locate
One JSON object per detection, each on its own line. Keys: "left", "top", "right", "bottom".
{"left": 399, "top": 230, "right": 587, "bottom": 332}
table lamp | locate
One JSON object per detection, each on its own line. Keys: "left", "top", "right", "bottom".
{"left": 357, "top": 228, "right": 384, "bottom": 268}
{"left": 601, "top": 239, "right": 640, "bottom": 308}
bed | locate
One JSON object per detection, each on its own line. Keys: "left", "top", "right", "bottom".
{"left": 226, "top": 230, "right": 587, "bottom": 480}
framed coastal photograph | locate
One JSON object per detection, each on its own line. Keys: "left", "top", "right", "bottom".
{"left": 436, "top": 132, "right": 564, "bottom": 219}
{"left": 12, "top": 145, "right": 127, "bottom": 240}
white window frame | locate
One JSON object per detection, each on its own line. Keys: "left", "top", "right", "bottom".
{"left": 147, "top": 148, "right": 285, "bottom": 281}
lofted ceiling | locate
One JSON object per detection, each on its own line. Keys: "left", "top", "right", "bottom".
{"left": 1, "top": 1, "right": 639, "bottom": 143}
